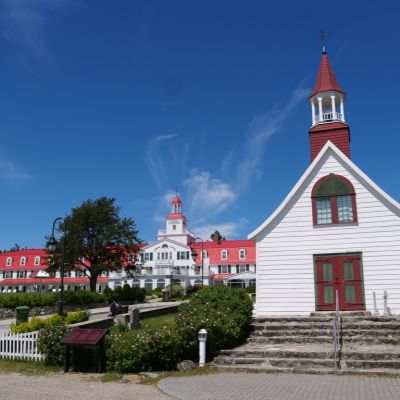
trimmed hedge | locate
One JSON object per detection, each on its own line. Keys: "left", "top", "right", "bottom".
{"left": 0, "top": 287, "right": 146, "bottom": 309}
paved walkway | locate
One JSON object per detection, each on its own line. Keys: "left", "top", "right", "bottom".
{"left": 158, "top": 373, "right": 400, "bottom": 400}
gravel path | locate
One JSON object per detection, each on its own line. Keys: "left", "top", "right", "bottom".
{"left": 0, "top": 372, "right": 173, "bottom": 400}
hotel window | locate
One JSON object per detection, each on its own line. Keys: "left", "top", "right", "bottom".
{"left": 6, "top": 257, "right": 13, "bottom": 267}
{"left": 221, "top": 250, "right": 228, "bottom": 260}
{"left": 239, "top": 249, "right": 246, "bottom": 259}
{"left": 34, "top": 256, "right": 41, "bottom": 266}
{"left": 20, "top": 257, "right": 27, "bottom": 266}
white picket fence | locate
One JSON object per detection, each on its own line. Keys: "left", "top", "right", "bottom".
{"left": 0, "top": 331, "right": 44, "bottom": 361}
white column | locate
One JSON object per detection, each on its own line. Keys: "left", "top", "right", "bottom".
{"left": 311, "top": 100, "right": 316, "bottom": 125}
{"left": 340, "top": 96, "right": 345, "bottom": 122}
{"left": 331, "top": 95, "right": 336, "bottom": 120}
{"left": 317, "top": 97, "right": 323, "bottom": 122}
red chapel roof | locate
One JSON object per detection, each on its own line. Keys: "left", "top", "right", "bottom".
{"left": 309, "top": 52, "right": 345, "bottom": 99}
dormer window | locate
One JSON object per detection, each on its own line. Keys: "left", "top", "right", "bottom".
{"left": 221, "top": 250, "right": 228, "bottom": 260}
{"left": 239, "top": 249, "right": 246, "bottom": 259}
{"left": 20, "top": 256, "right": 27, "bottom": 266}
{"left": 202, "top": 250, "right": 208, "bottom": 259}
{"left": 312, "top": 174, "right": 357, "bottom": 225}
{"left": 6, "top": 257, "right": 13, "bottom": 267}
{"left": 34, "top": 256, "right": 41, "bottom": 266}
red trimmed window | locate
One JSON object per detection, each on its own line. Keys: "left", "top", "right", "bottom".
{"left": 312, "top": 174, "right": 358, "bottom": 225}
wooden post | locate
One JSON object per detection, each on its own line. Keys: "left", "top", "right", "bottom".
{"left": 64, "top": 345, "right": 70, "bottom": 373}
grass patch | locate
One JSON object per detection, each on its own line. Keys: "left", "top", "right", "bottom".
{"left": 140, "top": 365, "right": 217, "bottom": 385}
{"left": 0, "top": 359, "right": 61, "bottom": 375}
{"left": 100, "top": 372, "right": 123, "bottom": 382}
{"left": 140, "top": 313, "right": 176, "bottom": 331}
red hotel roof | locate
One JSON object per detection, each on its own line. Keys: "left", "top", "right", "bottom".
{"left": 190, "top": 240, "right": 256, "bottom": 264}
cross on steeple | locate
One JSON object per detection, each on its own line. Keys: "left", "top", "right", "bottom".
{"left": 315, "top": 29, "right": 331, "bottom": 53}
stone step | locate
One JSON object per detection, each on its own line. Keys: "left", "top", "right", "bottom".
{"left": 252, "top": 323, "right": 333, "bottom": 330}
{"left": 342, "top": 350, "right": 400, "bottom": 361}
{"left": 310, "top": 311, "right": 372, "bottom": 317}
{"left": 220, "top": 348, "right": 334, "bottom": 360}
{"left": 343, "top": 336, "right": 400, "bottom": 345}
{"left": 253, "top": 321, "right": 400, "bottom": 330}
{"left": 249, "top": 335, "right": 400, "bottom": 345}
{"left": 213, "top": 363, "right": 400, "bottom": 377}
{"left": 344, "top": 360, "right": 400, "bottom": 370}
{"left": 255, "top": 317, "right": 334, "bottom": 324}
{"left": 269, "top": 357, "right": 336, "bottom": 369}
{"left": 214, "top": 356, "right": 336, "bottom": 369}
{"left": 213, "top": 356, "right": 265, "bottom": 365}
{"left": 248, "top": 336, "right": 332, "bottom": 344}
{"left": 252, "top": 328, "right": 400, "bottom": 338}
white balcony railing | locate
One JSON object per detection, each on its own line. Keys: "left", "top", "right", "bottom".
{"left": 313, "top": 112, "right": 344, "bottom": 125}
{"left": 154, "top": 260, "right": 174, "bottom": 267}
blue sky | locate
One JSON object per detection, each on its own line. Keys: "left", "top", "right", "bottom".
{"left": 0, "top": 0, "right": 399, "bottom": 248}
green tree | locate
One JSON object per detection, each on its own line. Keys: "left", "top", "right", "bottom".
{"left": 46, "top": 197, "right": 141, "bottom": 292}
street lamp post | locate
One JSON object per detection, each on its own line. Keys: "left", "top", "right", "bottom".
{"left": 47, "top": 217, "right": 65, "bottom": 316}
{"left": 191, "top": 237, "right": 204, "bottom": 286}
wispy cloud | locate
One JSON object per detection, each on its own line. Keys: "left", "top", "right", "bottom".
{"left": 0, "top": 0, "right": 67, "bottom": 65}
{"left": 0, "top": 160, "right": 31, "bottom": 181}
{"left": 235, "top": 87, "right": 309, "bottom": 191}
{"left": 145, "top": 134, "right": 178, "bottom": 190}
{"left": 192, "top": 218, "right": 248, "bottom": 241}
{"left": 184, "top": 170, "right": 236, "bottom": 217}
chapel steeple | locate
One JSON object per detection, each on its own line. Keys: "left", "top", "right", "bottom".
{"left": 309, "top": 49, "right": 351, "bottom": 161}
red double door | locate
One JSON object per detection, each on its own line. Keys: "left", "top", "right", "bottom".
{"left": 315, "top": 254, "right": 365, "bottom": 311}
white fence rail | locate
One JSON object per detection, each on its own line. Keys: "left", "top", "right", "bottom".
{"left": 0, "top": 331, "right": 44, "bottom": 361}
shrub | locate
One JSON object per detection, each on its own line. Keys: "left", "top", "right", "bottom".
{"left": 37, "top": 315, "right": 68, "bottom": 366}
{"left": 114, "top": 287, "right": 146, "bottom": 303}
{"left": 165, "top": 284, "right": 185, "bottom": 299}
{"left": 64, "top": 309, "right": 90, "bottom": 325}
{"left": 106, "top": 327, "right": 182, "bottom": 373}
{"left": 63, "top": 290, "right": 102, "bottom": 306}
{"left": 102, "top": 287, "right": 113, "bottom": 302}
{"left": 0, "top": 292, "right": 57, "bottom": 308}
{"left": 185, "top": 285, "right": 201, "bottom": 297}
{"left": 10, "top": 316, "right": 47, "bottom": 334}
{"left": 175, "top": 285, "right": 253, "bottom": 360}
{"left": 245, "top": 285, "right": 256, "bottom": 294}
{"left": 152, "top": 287, "right": 163, "bottom": 298}
{"left": 105, "top": 286, "right": 253, "bottom": 373}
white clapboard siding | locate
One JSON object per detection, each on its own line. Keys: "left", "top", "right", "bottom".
{"left": 253, "top": 147, "right": 400, "bottom": 317}
{"left": 0, "top": 331, "right": 44, "bottom": 361}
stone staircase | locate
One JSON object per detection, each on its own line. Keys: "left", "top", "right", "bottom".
{"left": 213, "top": 312, "right": 400, "bottom": 375}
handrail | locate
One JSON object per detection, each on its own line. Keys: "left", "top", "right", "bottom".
{"left": 332, "top": 289, "right": 342, "bottom": 370}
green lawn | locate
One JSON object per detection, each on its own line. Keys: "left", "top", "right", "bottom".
{"left": 140, "top": 312, "right": 176, "bottom": 330}
{"left": 0, "top": 359, "right": 61, "bottom": 375}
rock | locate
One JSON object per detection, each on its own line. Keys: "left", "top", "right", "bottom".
{"left": 122, "top": 374, "right": 143, "bottom": 383}
{"left": 177, "top": 360, "right": 196, "bottom": 372}
{"left": 139, "top": 371, "right": 163, "bottom": 379}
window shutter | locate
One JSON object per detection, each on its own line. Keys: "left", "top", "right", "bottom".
{"left": 228, "top": 265, "right": 231, "bottom": 273}
{"left": 218, "top": 265, "right": 221, "bottom": 274}
{"left": 150, "top": 253, "right": 153, "bottom": 261}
